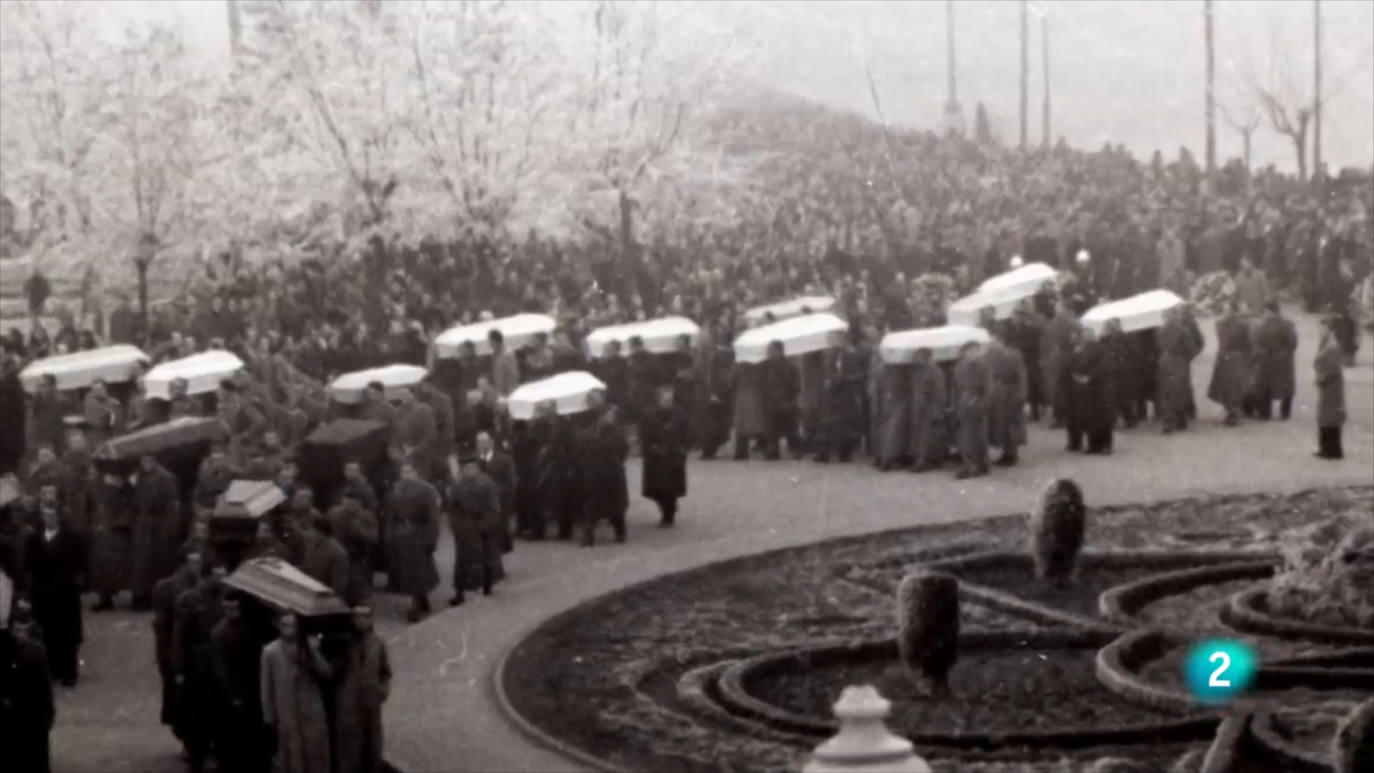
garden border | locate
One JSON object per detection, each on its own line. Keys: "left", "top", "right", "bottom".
{"left": 1222, "top": 587, "right": 1374, "bottom": 645}
{"left": 711, "top": 631, "right": 1221, "bottom": 750}
{"left": 1250, "top": 711, "right": 1335, "bottom": 773}
{"left": 1094, "top": 627, "right": 1205, "bottom": 716}
{"left": 1096, "top": 559, "right": 1278, "bottom": 623}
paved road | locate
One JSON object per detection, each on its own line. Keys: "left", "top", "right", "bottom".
{"left": 52, "top": 317, "right": 1373, "bottom": 773}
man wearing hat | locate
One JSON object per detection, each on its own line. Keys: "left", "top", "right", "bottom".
{"left": 357, "top": 381, "right": 397, "bottom": 430}
{"left": 384, "top": 461, "right": 440, "bottom": 622}
{"left": 0, "top": 566, "right": 56, "bottom": 773}
{"left": 1252, "top": 300, "right": 1298, "bottom": 421}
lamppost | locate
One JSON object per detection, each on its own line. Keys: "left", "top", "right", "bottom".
{"left": 134, "top": 232, "right": 159, "bottom": 333}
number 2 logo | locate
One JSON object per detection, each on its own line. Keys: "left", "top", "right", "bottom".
{"left": 1208, "top": 651, "right": 1231, "bottom": 687}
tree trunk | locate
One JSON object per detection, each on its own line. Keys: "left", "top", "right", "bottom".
{"left": 1204, "top": 0, "right": 1216, "bottom": 175}
{"left": 136, "top": 261, "right": 150, "bottom": 335}
{"left": 619, "top": 188, "right": 634, "bottom": 263}
{"left": 1294, "top": 133, "right": 1308, "bottom": 182}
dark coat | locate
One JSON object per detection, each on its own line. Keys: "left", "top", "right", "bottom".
{"left": 875, "top": 364, "right": 910, "bottom": 465}
{"left": 824, "top": 348, "right": 868, "bottom": 444}
{"left": 906, "top": 362, "right": 947, "bottom": 464}
{"left": 131, "top": 463, "right": 182, "bottom": 598}
{"left": 300, "top": 531, "right": 350, "bottom": 602}
{"left": 26, "top": 390, "right": 68, "bottom": 457}
{"left": 1157, "top": 318, "right": 1197, "bottom": 425}
{"left": 25, "top": 527, "right": 86, "bottom": 678}
{"left": 1101, "top": 330, "right": 1146, "bottom": 408}
{"left": 152, "top": 566, "right": 198, "bottom": 725}
{"left": 1315, "top": 336, "right": 1346, "bottom": 428}
{"left": 1253, "top": 313, "right": 1297, "bottom": 400}
{"left": 478, "top": 449, "right": 516, "bottom": 524}
{"left": 640, "top": 405, "right": 689, "bottom": 501}
{"left": 952, "top": 356, "right": 991, "bottom": 465}
{"left": 591, "top": 356, "right": 629, "bottom": 412}
{"left": 0, "top": 631, "right": 54, "bottom": 773}
{"left": 383, "top": 477, "right": 440, "bottom": 596}
{"left": 690, "top": 345, "right": 734, "bottom": 450}
{"left": 333, "top": 633, "right": 391, "bottom": 773}
{"left": 327, "top": 501, "right": 377, "bottom": 607}
{"left": 446, "top": 474, "right": 502, "bottom": 591}
{"left": 1039, "top": 313, "right": 1078, "bottom": 415}
{"left": 983, "top": 341, "right": 1027, "bottom": 450}
{"left": 0, "top": 369, "right": 26, "bottom": 474}
{"left": 578, "top": 418, "right": 629, "bottom": 522}
{"left": 1062, "top": 340, "right": 1115, "bottom": 433}
{"left": 210, "top": 616, "right": 273, "bottom": 773}
{"left": 759, "top": 356, "right": 800, "bottom": 435}
{"left": 172, "top": 579, "right": 226, "bottom": 751}
{"left": 731, "top": 362, "right": 767, "bottom": 437}
{"left": 1207, "top": 313, "right": 1252, "bottom": 408}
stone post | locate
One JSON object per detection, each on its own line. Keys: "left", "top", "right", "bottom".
{"left": 802, "top": 684, "right": 932, "bottom": 773}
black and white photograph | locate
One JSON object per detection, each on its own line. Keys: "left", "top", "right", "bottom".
{"left": 0, "top": 1, "right": 1371, "bottom": 772}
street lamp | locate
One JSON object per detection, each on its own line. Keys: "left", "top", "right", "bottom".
{"left": 133, "top": 232, "right": 159, "bottom": 333}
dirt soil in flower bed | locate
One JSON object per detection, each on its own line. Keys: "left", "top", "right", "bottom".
{"left": 955, "top": 564, "right": 1150, "bottom": 620}
{"left": 501, "top": 487, "right": 1373, "bottom": 773}
{"left": 750, "top": 649, "right": 1200, "bottom": 735}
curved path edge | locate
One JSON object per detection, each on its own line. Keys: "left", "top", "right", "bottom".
{"left": 382, "top": 467, "right": 1373, "bottom": 773}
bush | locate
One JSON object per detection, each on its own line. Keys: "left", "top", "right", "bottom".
{"left": 1334, "top": 698, "right": 1374, "bottom": 773}
{"left": 1028, "top": 478, "right": 1086, "bottom": 587}
{"left": 910, "top": 273, "right": 957, "bottom": 326}
{"left": 895, "top": 570, "right": 959, "bottom": 697}
{"left": 1188, "top": 270, "right": 1237, "bottom": 316}
{"left": 1268, "top": 522, "right": 1374, "bottom": 630}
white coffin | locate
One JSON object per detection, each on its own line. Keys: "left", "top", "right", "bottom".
{"left": 585, "top": 316, "right": 700, "bottom": 359}
{"left": 20, "top": 344, "right": 149, "bottom": 393}
{"left": 328, "top": 364, "right": 428, "bottom": 404}
{"left": 946, "top": 288, "right": 1028, "bottom": 327}
{"left": 880, "top": 325, "right": 991, "bottom": 364}
{"left": 432, "top": 313, "right": 557, "bottom": 359}
{"left": 733, "top": 313, "right": 848, "bottom": 364}
{"left": 1081, "top": 289, "right": 1185, "bottom": 335}
{"left": 743, "top": 296, "right": 836, "bottom": 324}
{"left": 141, "top": 350, "right": 246, "bottom": 400}
{"left": 506, "top": 371, "right": 608, "bottom": 421}
{"left": 977, "top": 262, "right": 1059, "bottom": 296}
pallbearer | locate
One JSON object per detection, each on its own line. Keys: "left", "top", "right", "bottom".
{"left": 983, "top": 323, "right": 1028, "bottom": 467}
{"left": 383, "top": 461, "right": 440, "bottom": 623}
{"left": 446, "top": 452, "right": 501, "bottom": 606}
{"left": 907, "top": 348, "right": 947, "bottom": 472}
{"left": 951, "top": 341, "right": 991, "bottom": 479}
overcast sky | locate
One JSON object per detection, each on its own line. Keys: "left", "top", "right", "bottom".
{"left": 87, "top": 0, "right": 1374, "bottom": 172}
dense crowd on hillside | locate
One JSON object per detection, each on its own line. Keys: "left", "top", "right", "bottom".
{"left": 1, "top": 104, "right": 1372, "bottom": 773}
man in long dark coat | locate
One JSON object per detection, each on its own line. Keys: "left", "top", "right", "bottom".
{"left": 1062, "top": 327, "right": 1116, "bottom": 454}
{"left": 446, "top": 454, "right": 501, "bottom": 604}
{"left": 1, "top": 569, "right": 56, "bottom": 773}
{"left": 951, "top": 342, "right": 991, "bottom": 479}
{"left": 692, "top": 334, "right": 734, "bottom": 459}
{"left": 153, "top": 549, "right": 202, "bottom": 742}
{"left": 0, "top": 351, "right": 27, "bottom": 474}
{"left": 983, "top": 324, "right": 1028, "bottom": 466}
{"left": 1157, "top": 307, "right": 1196, "bottom": 433}
{"left": 131, "top": 455, "right": 182, "bottom": 610}
{"left": 640, "top": 385, "right": 689, "bottom": 527}
{"left": 333, "top": 607, "right": 392, "bottom": 773}
{"left": 797, "top": 350, "right": 827, "bottom": 457}
{"left": 210, "top": 593, "right": 273, "bottom": 773}
{"left": 1207, "top": 301, "right": 1252, "bottom": 426}
{"left": 577, "top": 402, "right": 629, "bottom": 546}
{"left": 907, "top": 349, "right": 948, "bottom": 472}
{"left": 1180, "top": 305, "right": 1206, "bottom": 420}
{"left": 591, "top": 341, "right": 629, "bottom": 416}
{"left": 300, "top": 514, "right": 350, "bottom": 602}
{"left": 1039, "top": 302, "right": 1078, "bottom": 428}
{"left": 1252, "top": 300, "right": 1298, "bottom": 420}
{"left": 475, "top": 431, "right": 515, "bottom": 554}
{"left": 1100, "top": 319, "right": 1146, "bottom": 428}
{"left": 759, "top": 341, "right": 800, "bottom": 461}
{"left": 874, "top": 362, "right": 910, "bottom": 471}
{"left": 1009, "top": 303, "right": 1045, "bottom": 421}
{"left": 173, "top": 564, "right": 228, "bottom": 773}
{"left": 731, "top": 361, "right": 767, "bottom": 461}
{"left": 26, "top": 502, "right": 86, "bottom": 686}
{"left": 624, "top": 336, "right": 660, "bottom": 430}
{"left": 384, "top": 462, "right": 440, "bottom": 622}
{"left": 817, "top": 334, "right": 868, "bottom": 463}
{"left": 90, "top": 474, "right": 134, "bottom": 611}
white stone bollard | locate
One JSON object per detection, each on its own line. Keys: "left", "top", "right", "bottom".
{"left": 802, "top": 684, "right": 933, "bottom": 773}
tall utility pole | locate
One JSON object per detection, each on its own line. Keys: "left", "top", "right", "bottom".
{"left": 1019, "top": 1, "right": 1029, "bottom": 149}
{"left": 943, "top": 0, "right": 965, "bottom": 135}
{"left": 1313, "top": 0, "right": 1323, "bottom": 188}
{"left": 1204, "top": 0, "right": 1216, "bottom": 174}
{"left": 226, "top": 0, "right": 242, "bottom": 59}
{"left": 1041, "top": 7, "right": 1050, "bottom": 148}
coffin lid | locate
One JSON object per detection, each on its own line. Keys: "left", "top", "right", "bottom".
{"left": 223, "top": 557, "right": 350, "bottom": 617}
{"left": 214, "top": 480, "right": 286, "bottom": 519}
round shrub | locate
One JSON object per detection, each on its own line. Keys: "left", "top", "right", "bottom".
{"left": 1028, "top": 478, "right": 1086, "bottom": 587}
{"left": 895, "top": 570, "right": 959, "bottom": 697}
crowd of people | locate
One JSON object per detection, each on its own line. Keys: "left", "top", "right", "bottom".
{"left": 1, "top": 107, "right": 1371, "bottom": 773}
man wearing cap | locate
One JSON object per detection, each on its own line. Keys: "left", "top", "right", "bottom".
{"left": 333, "top": 606, "right": 392, "bottom": 773}
{"left": 576, "top": 402, "right": 629, "bottom": 546}
{"left": 384, "top": 461, "right": 440, "bottom": 622}
{"left": 300, "top": 513, "right": 350, "bottom": 604}
{"left": 1039, "top": 300, "right": 1078, "bottom": 428}
{"left": 640, "top": 385, "right": 690, "bottom": 527}
{"left": 357, "top": 381, "right": 396, "bottom": 430}
{"left": 394, "top": 388, "right": 438, "bottom": 479}
{"left": 167, "top": 377, "right": 201, "bottom": 421}
{"left": 82, "top": 378, "right": 122, "bottom": 446}
{"left": 1157, "top": 306, "right": 1195, "bottom": 434}
{"left": 446, "top": 453, "right": 500, "bottom": 604}
{"left": 0, "top": 566, "right": 56, "bottom": 773}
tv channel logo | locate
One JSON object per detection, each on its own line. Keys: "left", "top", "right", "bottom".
{"left": 1182, "top": 638, "right": 1258, "bottom": 705}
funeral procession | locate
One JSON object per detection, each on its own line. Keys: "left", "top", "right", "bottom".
{"left": 0, "top": 2, "right": 1371, "bottom": 773}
